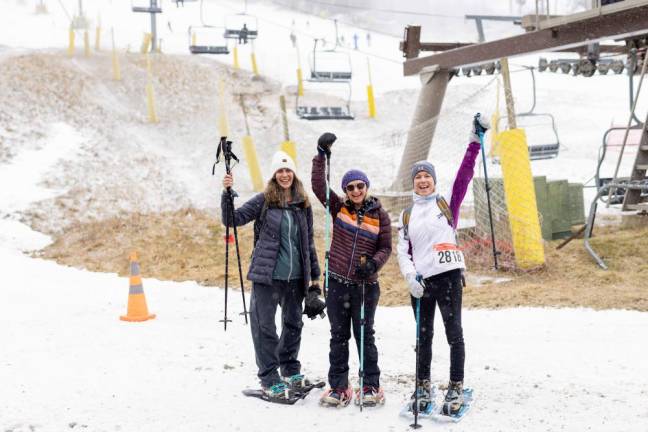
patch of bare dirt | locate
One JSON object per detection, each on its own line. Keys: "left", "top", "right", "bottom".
{"left": 35, "top": 209, "right": 648, "bottom": 311}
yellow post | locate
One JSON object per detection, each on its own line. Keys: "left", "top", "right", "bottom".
{"left": 67, "top": 28, "right": 75, "bottom": 57}
{"left": 278, "top": 95, "right": 297, "bottom": 164}
{"left": 95, "top": 15, "right": 101, "bottom": 51}
{"left": 217, "top": 79, "right": 229, "bottom": 136}
{"left": 141, "top": 32, "right": 152, "bottom": 54}
{"left": 242, "top": 135, "right": 265, "bottom": 192}
{"left": 366, "top": 58, "right": 376, "bottom": 118}
{"left": 191, "top": 32, "right": 196, "bottom": 46}
{"left": 251, "top": 52, "right": 259, "bottom": 76}
{"left": 111, "top": 28, "right": 121, "bottom": 81}
{"left": 498, "top": 128, "right": 545, "bottom": 269}
{"left": 296, "top": 44, "right": 304, "bottom": 96}
{"left": 296, "top": 68, "right": 304, "bottom": 96}
{"left": 83, "top": 30, "right": 90, "bottom": 57}
{"left": 232, "top": 46, "right": 240, "bottom": 70}
{"left": 145, "top": 54, "right": 158, "bottom": 123}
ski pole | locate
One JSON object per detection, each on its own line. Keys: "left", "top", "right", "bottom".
{"left": 475, "top": 113, "right": 499, "bottom": 270}
{"left": 410, "top": 296, "right": 422, "bottom": 429}
{"left": 359, "top": 254, "right": 366, "bottom": 412}
{"left": 221, "top": 215, "right": 232, "bottom": 331}
{"left": 228, "top": 191, "right": 249, "bottom": 324}
{"left": 324, "top": 153, "right": 331, "bottom": 299}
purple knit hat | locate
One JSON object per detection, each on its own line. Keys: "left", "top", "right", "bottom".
{"left": 341, "top": 169, "right": 370, "bottom": 190}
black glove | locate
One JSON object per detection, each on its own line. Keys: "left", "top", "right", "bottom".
{"left": 303, "top": 283, "right": 326, "bottom": 320}
{"left": 317, "top": 132, "right": 336, "bottom": 157}
{"left": 354, "top": 257, "right": 377, "bottom": 280}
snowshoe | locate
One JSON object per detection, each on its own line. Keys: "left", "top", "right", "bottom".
{"left": 282, "top": 374, "right": 325, "bottom": 395}
{"left": 320, "top": 387, "right": 353, "bottom": 408}
{"left": 399, "top": 381, "right": 436, "bottom": 419}
{"left": 354, "top": 386, "right": 385, "bottom": 407}
{"left": 242, "top": 382, "right": 303, "bottom": 405}
{"left": 432, "top": 384, "right": 474, "bottom": 423}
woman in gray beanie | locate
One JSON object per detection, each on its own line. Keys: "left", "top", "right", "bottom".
{"left": 397, "top": 115, "right": 489, "bottom": 418}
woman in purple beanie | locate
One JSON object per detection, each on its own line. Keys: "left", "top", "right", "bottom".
{"left": 312, "top": 132, "right": 392, "bottom": 408}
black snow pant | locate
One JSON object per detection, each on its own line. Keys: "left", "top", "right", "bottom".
{"left": 326, "top": 277, "right": 381, "bottom": 389}
{"left": 249, "top": 279, "right": 304, "bottom": 388}
{"left": 411, "top": 269, "right": 465, "bottom": 382}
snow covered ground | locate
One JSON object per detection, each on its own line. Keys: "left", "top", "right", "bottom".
{"left": 2, "top": 0, "right": 648, "bottom": 430}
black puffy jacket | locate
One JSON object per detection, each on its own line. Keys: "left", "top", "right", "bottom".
{"left": 221, "top": 191, "right": 320, "bottom": 293}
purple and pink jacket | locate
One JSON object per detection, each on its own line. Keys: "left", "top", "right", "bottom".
{"left": 311, "top": 154, "right": 392, "bottom": 284}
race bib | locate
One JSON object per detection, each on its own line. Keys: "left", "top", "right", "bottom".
{"left": 433, "top": 243, "right": 464, "bottom": 268}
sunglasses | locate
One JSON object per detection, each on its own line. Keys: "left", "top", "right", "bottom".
{"left": 345, "top": 182, "right": 366, "bottom": 192}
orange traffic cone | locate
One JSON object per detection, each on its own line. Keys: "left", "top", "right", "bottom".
{"left": 120, "top": 251, "right": 156, "bottom": 322}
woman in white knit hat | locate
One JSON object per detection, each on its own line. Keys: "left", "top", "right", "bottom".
{"left": 221, "top": 150, "right": 325, "bottom": 402}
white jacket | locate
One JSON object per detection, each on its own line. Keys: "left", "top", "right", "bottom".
{"left": 397, "top": 193, "right": 465, "bottom": 279}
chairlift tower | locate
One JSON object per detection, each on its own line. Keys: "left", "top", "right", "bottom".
{"left": 132, "top": 0, "right": 162, "bottom": 52}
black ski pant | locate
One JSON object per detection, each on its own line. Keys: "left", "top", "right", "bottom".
{"left": 411, "top": 269, "right": 465, "bottom": 382}
{"left": 250, "top": 279, "right": 304, "bottom": 388}
{"left": 326, "top": 277, "right": 381, "bottom": 389}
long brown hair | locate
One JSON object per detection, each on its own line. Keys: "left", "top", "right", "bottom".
{"left": 264, "top": 174, "right": 310, "bottom": 208}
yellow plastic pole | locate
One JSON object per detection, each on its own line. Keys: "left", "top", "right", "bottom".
{"left": 191, "top": 32, "right": 196, "bottom": 46}
{"left": 67, "top": 28, "right": 75, "bottom": 57}
{"left": 83, "top": 30, "right": 90, "bottom": 57}
{"left": 232, "top": 46, "right": 240, "bottom": 70}
{"left": 366, "top": 58, "right": 376, "bottom": 118}
{"left": 498, "top": 128, "right": 545, "bottom": 269}
{"left": 251, "top": 52, "right": 259, "bottom": 76}
{"left": 111, "top": 28, "right": 121, "bottom": 81}
{"left": 278, "top": 95, "right": 297, "bottom": 163}
{"left": 296, "top": 45, "right": 304, "bottom": 96}
{"left": 141, "top": 32, "right": 151, "bottom": 54}
{"left": 242, "top": 135, "right": 264, "bottom": 192}
{"left": 217, "top": 79, "right": 229, "bottom": 137}
{"left": 146, "top": 54, "right": 158, "bottom": 123}
{"left": 95, "top": 15, "right": 101, "bottom": 51}
{"left": 296, "top": 68, "right": 304, "bottom": 96}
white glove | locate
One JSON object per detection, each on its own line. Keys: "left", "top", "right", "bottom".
{"left": 406, "top": 273, "right": 425, "bottom": 298}
{"left": 469, "top": 113, "right": 491, "bottom": 143}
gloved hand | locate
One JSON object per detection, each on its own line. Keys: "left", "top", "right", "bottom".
{"left": 303, "top": 283, "right": 326, "bottom": 319}
{"left": 406, "top": 273, "right": 425, "bottom": 298}
{"left": 317, "top": 132, "right": 336, "bottom": 157}
{"left": 354, "top": 257, "right": 377, "bottom": 280}
{"left": 470, "top": 113, "right": 490, "bottom": 143}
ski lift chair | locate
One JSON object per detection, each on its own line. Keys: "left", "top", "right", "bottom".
{"left": 223, "top": 14, "right": 258, "bottom": 40}
{"left": 594, "top": 125, "right": 645, "bottom": 204}
{"left": 132, "top": 0, "right": 162, "bottom": 13}
{"left": 295, "top": 80, "right": 354, "bottom": 120}
{"left": 188, "top": 26, "right": 229, "bottom": 54}
{"left": 496, "top": 113, "right": 560, "bottom": 160}
{"left": 495, "top": 67, "right": 560, "bottom": 160}
{"left": 294, "top": 40, "right": 355, "bottom": 120}
{"left": 309, "top": 46, "right": 352, "bottom": 81}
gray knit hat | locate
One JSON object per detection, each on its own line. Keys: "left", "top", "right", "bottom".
{"left": 411, "top": 160, "right": 436, "bottom": 184}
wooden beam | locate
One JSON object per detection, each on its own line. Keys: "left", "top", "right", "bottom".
{"left": 404, "top": 4, "right": 648, "bottom": 75}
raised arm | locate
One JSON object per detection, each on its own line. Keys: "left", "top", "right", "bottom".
{"left": 449, "top": 114, "right": 490, "bottom": 228}
{"left": 448, "top": 141, "right": 481, "bottom": 228}
{"left": 311, "top": 153, "right": 343, "bottom": 216}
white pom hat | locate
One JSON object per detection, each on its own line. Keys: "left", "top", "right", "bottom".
{"left": 270, "top": 151, "right": 297, "bottom": 175}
